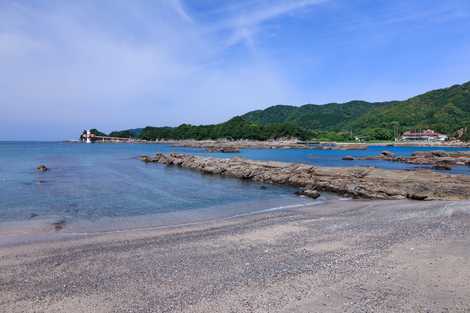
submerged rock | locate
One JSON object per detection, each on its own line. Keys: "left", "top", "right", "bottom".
{"left": 433, "top": 163, "right": 452, "bottom": 171}
{"left": 412, "top": 151, "right": 450, "bottom": 158}
{"left": 51, "top": 219, "right": 66, "bottom": 231}
{"left": 207, "top": 146, "right": 240, "bottom": 153}
{"left": 381, "top": 150, "right": 395, "bottom": 158}
{"left": 37, "top": 165, "right": 48, "bottom": 172}
{"left": 295, "top": 189, "right": 321, "bottom": 199}
{"left": 342, "top": 156, "right": 355, "bottom": 161}
{"left": 313, "top": 144, "right": 368, "bottom": 151}
{"left": 406, "top": 193, "right": 428, "bottom": 201}
{"left": 139, "top": 155, "right": 152, "bottom": 163}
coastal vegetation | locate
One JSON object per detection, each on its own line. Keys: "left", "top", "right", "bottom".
{"left": 102, "top": 81, "right": 470, "bottom": 142}
{"left": 108, "top": 117, "right": 310, "bottom": 141}
{"left": 89, "top": 129, "right": 107, "bottom": 137}
{"left": 109, "top": 128, "right": 143, "bottom": 138}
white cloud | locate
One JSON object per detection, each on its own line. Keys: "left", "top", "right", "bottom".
{"left": 0, "top": 1, "right": 303, "bottom": 139}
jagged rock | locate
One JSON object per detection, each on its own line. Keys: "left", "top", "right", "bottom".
{"left": 51, "top": 219, "right": 66, "bottom": 231}
{"left": 412, "top": 151, "right": 450, "bottom": 158}
{"left": 142, "top": 153, "right": 470, "bottom": 200}
{"left": 169, "top": 139, "right": 310, "bottom": 150}
{"left": 207, "top": 146, "right": 240, "bottom": 153}
{"left": 139, "top": 155, "right": 152, "bottom": 163}
{"left": 313, "top": 144, "right": 368, "bottom": 150}
{"left": 295, "top": 189, "right": 321, "bottom": 199}
{"left": 431, "top": 151, "right": 450, "bottom": 157}
{"left": 37, "top": 165, "right": 48, "bottom": 172}
{"left": 381, "top": 150, "right": 395, "bottom": 157}
{"left": 359, "top": 150, "right": 470, "bottom": 168}
{"left": 433, "top": 163, "right": 452, "bottom": 170}
{"left": 407, "top": 194, "right": 428, "bottom": 201}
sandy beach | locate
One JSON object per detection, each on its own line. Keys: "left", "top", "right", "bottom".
{"left": 1, "top": 199, "right": 470, "bottom": 313}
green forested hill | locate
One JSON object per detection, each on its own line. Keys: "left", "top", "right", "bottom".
{"left": 242, "top": 101, "right": 394, "bottom": 131}
{"left": 241, "top": 81, "right": 470, "bottom": 140}
{"left": 346, "top": 82, "right": 470, "bottom": 136}
{"left": 103, "top": 81, "right": 470, "bottom": 141}
{"left": 138, "top": 117, "right": 309, "bottom": 141}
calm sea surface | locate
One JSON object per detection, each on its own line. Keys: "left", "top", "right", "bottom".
{"left": 0, "top": 142, "right": 469, "bottom": 228}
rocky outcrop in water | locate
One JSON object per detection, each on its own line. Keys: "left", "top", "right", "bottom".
{"left": 206, "top": 146, "right": 240, "bottom": 153}
{"left": 167, "top": 139, "right": 310, "bottom": 150}
{"left": 36, "top": 165, "right": 48, "bottom": 172}
{"left": 142, "top": 153, "right": 470, "bottom": 201}
{"left": 380, "top": 150, "right": 395, "bottom": 157}
{"left": 295, "top": 188, "right": 321, "bottom": 199}
{"left": 311, "top": 144, "right": 368, "bottom": 150}
{"left": 359, "top": 150, "right": 470, "bottom": 169}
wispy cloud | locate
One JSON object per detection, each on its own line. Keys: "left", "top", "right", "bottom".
{"left": 170, "top": 0, "right": 194, "bottom": 23}
{"left": 208, "top": 0, "right": 327, "bottom": 48}
{"left": 226, "top": 0, "right": 325, "bottom": 28}
{"left": 1, "top": 0, "right": 468, "bottom": 140}
{"left": 0, "top": 1, "right": 302, "bottom": 139}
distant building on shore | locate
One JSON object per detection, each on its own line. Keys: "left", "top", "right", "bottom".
{"left": 80, "top": 129, "right": 133, "bottom": 143}
{"left": 400, "top": 129, "right": 448, "bottom": 142}
{"left": 80, "top": 130, "right": 93, "bottom": 143}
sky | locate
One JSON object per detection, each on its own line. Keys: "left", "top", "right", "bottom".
{"left": 1, "top": 0, "right": 470, "bottom": 140}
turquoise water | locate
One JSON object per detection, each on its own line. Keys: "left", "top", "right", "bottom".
{"left": 0, "top": 142, "right": 312, "bottom": 224}
{"left": 0, "top": 142, "right": 469, "bottom": 226}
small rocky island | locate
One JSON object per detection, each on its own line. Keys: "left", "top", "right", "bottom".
{"left": 141, "top": 153, "right": 470, "bottom": 201}
{"left": 353, "top": 150, "right": 470, "bottom": 170}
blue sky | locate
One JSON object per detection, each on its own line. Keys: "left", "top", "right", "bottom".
{"left": 1, "top": 0, "right": 470, "bottom": 140}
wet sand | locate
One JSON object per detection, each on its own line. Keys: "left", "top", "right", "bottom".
{"left": 1, "top": 199, "right": 470, "bottom": 313}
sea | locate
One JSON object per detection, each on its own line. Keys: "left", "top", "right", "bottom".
{"left": 1, "top": 141, "right": 469, "bottom": 243}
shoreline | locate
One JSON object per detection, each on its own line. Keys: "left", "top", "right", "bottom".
{"left": 63, "top": 138, "right": 470, "bottom": 149}
{"left": 0, "top": 195, "right": 332, "bottom": 247}
{"left": 1, "top": 199, "right": 469, "bottom": 312}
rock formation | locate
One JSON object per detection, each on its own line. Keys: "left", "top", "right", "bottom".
{"left": 380, "top": 150, "right": 395, "bottom": 157}
{"left": 311, "top": 144, "right": 368, "bottom": 150}
{"left": 358, "top": 150, "right": 470, "bottom": 169}
{"left": 36, "top": 165, "right": 48, "bottom": 172}
{"left": 206, "top": 146, "right": 240, "bottom": 153}
{"left": 167, "top": 139, "right": 311, "bottom": 150}
{"left": 295, "top": 188, "right": 321, "bottom": 199}
{"left": 142, "top": 153, "right": 470, "bottom": 201}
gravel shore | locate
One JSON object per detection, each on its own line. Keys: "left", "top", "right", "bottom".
{"left": 1, "top": 199, "right": 470, "bottom": 313}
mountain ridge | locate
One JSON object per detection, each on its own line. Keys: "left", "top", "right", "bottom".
{"left": 104, "top": 80, "right": 470, "bottom": 141}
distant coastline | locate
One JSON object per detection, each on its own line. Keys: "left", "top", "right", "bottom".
{"left": 69, "top": 137, "right": 470, "bottom": 149}
{"left": 89, "top": 80, "right": 470, "bottom": 144}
